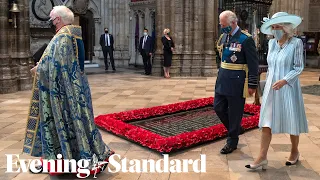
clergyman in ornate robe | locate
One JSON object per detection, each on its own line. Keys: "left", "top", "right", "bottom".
{"left": 22, "top": 25, "right": 113, "bottom": 164}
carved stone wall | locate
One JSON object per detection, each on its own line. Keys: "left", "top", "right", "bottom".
{"left": 0, "top": 0, "right": 18, "bottom": 93}
{"left": 152, "top": 0, "right": 218, "bottom": 77}
{"left": 308, "top": 0, "right": 320, "bottom": 32}
{"left": 269, "top": 0, "right": 309, "bottom": 33}
{"left": 94, "top": 0, "right": 131, "bottom": 67}
{"left": 29, "top": 0, "right": 63, "bottom": 55}
{"left": 0, "top": 0, "right": 33, "bottom": 94}
{"left": 128, "top": 0, "right": 156, "bottom": 66}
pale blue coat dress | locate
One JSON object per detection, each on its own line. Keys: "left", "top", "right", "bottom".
{"left": 259, "top": 37, "right": 308, "bottom": 135}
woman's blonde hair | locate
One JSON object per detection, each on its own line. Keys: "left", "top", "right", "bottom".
{"left": 163, "top": 28, "right": 170, "bottom": 35}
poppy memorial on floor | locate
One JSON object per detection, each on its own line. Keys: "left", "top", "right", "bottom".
{"left": 94, "top": 97, "right": 260, "bottom": 153}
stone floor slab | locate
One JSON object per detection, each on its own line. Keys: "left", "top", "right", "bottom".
{"left": 0, "top": 69, "right": 319, "bottom": 179}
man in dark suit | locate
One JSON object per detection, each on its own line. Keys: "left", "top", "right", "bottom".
{"left": 215, "top": 10, "right": 259, "bottom": 154}
{"left": 100, "top": 28, "right": 115, "bottom": 71}
{"left": 139, "top": 28, "right": 154, "bottom": 75}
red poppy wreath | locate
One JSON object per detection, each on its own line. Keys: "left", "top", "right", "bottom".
{"left": 94, "top": 97, "right": 260, "bottom": 153}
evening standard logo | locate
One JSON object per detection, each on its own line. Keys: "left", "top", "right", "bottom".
{"left": 6, "top": 154, "right": 206, "bottom": 178}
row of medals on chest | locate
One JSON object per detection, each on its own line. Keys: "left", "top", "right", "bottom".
{"left": 226, "top": 42, "right": 242, "bottom": 63}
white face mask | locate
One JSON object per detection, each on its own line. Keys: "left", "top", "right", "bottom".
{"left": 143, "top": 32, "right": 148, "bottom": 36}
{"left": 272, "top": 30, "right": 284, "bottom": 40}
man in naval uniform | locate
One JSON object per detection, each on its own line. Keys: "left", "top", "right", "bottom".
{"left": 214, "top": 10, "right": 259, "bottom": 154}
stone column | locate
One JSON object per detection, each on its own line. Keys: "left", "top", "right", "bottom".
{"left": 0, "top": 0, "right": 18, "bottom": 93}
{"left": 119, "top": 0, "right": 125, "bottom": 57}
{"left": 23, "top": 0, "right": 32, "bottom": 89}
{"left": 181, "top": 0, "right": 192, "bottom": 76}
{"left": 113, "top": 0, "right": 120, "bottom": 66}
{"left": 128, "top": 10, "right": 136, "bottom": 65}
{"left": 203, "top": 0, "right": 217, "bottom": 76}
{"left": 94, "top": 18, "right": 101, "bottom": 47}
{"left": 93, "top": 17, "right": 101, "bottom": 64}
{"left": 169, "top": 0, "right": 183, "bottom": 77}
{"left": 136, "top": 11, "right": 145, "bottom": 65}
{"left": 138, "top": 11, "right": 145, "bottom": 39}
{"left": 119, "top": 0, "right": 129, "bottom": 66}
{"left": 14, "top": 0, "right": 32, "bottom": 91}
{"left": 144, "top": 8, "right": 150, "bottom": 32}
{"left": 152, "top": 0, "right": 165, "bottom": 76}
{"left": 125, "top": 1, "right": 131, "bottom": 56}
{"left": 191, "top": 0, "right": 205, "bottom": 76}
{"left": 115, "top": 0, "right": 119, "bottom": 49}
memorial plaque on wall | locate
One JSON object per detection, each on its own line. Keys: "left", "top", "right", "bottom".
{"left": 309, "top": 0, "right": 320, "bottom": 32}
{"left": 72, "top": 0, "right": 89, "bottom": 15}
{"left": 30, "top": 0, "right": 55, "bottom": 28}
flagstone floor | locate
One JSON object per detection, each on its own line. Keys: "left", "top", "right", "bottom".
{"left": 0, "top": 68, "right": 320, "bottom": 180}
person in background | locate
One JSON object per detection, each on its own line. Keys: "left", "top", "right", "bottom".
{"left": 161, "top": 28, "right": 175, "bottom": 78}
{"left": 100, "top": 27, "right": 116, "bottom": 71}
{"left": 139, "top": 28, "right": 154, "bottom": 75}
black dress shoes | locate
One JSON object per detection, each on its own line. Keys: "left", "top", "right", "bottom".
{"left": 220, "top": 144, "right": 237, "bottom": 154}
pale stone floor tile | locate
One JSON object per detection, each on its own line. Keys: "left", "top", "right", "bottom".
{"left": 12, "top": 172, "right": 48, "bottom": 180}
{"left": 200, "top": 172, "right": 230, "bottom": 180}
{"left": 169, "top": 173, "right": 200, "bottom": 180}
{"left": 0, "top": 141, "right": 19, "bottom": 151}
{"left": 0, "top": 113, "right": 18, "bottom": 119}
{"left": 0, "top": 168, "right": 19, "bottom": 180}
{"left": 258, "top": 169, "right": 291, "bottom": 180}
{"left": 5, "top": 123, "right": 26, "bottom": 130}
{"left": 0, "top": 69, "right": 319, "bottom": 179}
{"left": 226, "top": 145, "right": 253, "bottom": 161}
{"left": 287, "top": 169, "right": 320, "bottom": 180}
{"left": 205, "top": 160, "right": 229, "bottom": 172}
{"left": 229, "top": 171, "right": 260, "bottom": 180}
{"left": 228, "top": 160, "right": 251, "bottom": 172}
{"left": 94, "top": 172, "right": 141, "bottom": 180}
{"left": 11, "top": 128, "right": 26, "bottom": 135}
{"left": 138, "top": 172, "right": 170, "bottom": 180}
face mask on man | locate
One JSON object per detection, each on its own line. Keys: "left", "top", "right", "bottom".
{"left": 143, "top": 32, "right": 148, "bottom": 36}
{"left": 105, "top": 30, "right": 108, "bottom": 34}
{"left": 272, "top": 30, "right": 284, "bottom": 40}
{"left": 221, "top": 26, "right": 232, "bottom": 34}
{"left": 49, "top": 19, "right": 56, "bottom": 33}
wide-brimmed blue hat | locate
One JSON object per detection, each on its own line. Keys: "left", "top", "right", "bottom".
{"left": 260, "top": 12, "right": 302, "bottom": 35}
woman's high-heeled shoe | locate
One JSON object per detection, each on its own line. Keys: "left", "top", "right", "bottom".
{"left": 245, "top": 159, "right": 268, "bottom": 170}
{"left": 286, "top": 153, "right": 299, "bottom": 166}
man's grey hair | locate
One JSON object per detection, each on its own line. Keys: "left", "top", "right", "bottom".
{"left": 278, "top": 23, "right": 294, "bottom": 38}
{"left": 219, "top": 10, "right": 238, "bottom": 24}
{"left": 50, "top": 6, "right": 74, "bottom": 25}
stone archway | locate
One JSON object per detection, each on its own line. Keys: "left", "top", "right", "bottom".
{"left": 129, "top": 9, "right": 145, "bottom": 66}
{"left": 128, "top": 0, "right": 156, "bottom": 67}
{"left": 79, "top": 10, "right": 95, "bottom": 61}
{"left": 87, "top": 0, "right": 102, "bottom": 64}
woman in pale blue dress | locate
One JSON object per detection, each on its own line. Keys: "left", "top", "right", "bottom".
{"left": 245, "top": 12, "right": 308, "bottom": 170}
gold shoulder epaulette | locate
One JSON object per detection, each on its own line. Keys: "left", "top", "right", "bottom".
{"left": 216, "top": 34, "right": 224, "bottom": 58}
{"left": 241, "top": 30, "right": 252, "bottom": 37}
{"left": 216, "top": 34, "right": 224, "bottom": 47}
